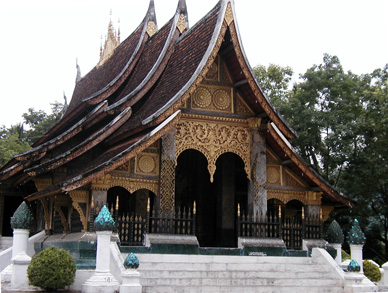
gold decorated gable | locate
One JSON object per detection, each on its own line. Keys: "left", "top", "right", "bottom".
{"left": 176, "top": 115, "right": 250, "bottom": 182}
{"left": 191, "top": 85, "right": 233, "bottom": 114}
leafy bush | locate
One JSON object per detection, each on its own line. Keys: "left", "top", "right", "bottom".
{"left": 363, "top": 259, "right": 382, "bottom": 283}
{"left": 27, "top": 246, "right": 76, "bottom": 291}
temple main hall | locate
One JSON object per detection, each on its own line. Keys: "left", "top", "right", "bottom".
{"left": 0, "top": 0, "right": 352, "bottom": 251}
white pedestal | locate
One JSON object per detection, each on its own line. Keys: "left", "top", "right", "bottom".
{"left": 12, "top": 229, "right": 29, "bottom": 258}
{"left": 350, "top": 244, "right": 364, "bottom": 273}
{"left": 120, "top": 270, "right": 142, "bottom": 293}
{"left": 1, "top": 229, "right": 30, "bottom": 286}
{"left": 332, "top": 243, "right": 342, "bottom": 265}
{"left": 382, "top": 262, "right": 388, "bottom": 285}
{"left": 82, "top": 271, "right": 119, "bottom": 293}
{"left": 11, "top": 251, "right": 31, "bottom": 290}
{"left": 82, "top": 231, "right": 119, "bottom": 293}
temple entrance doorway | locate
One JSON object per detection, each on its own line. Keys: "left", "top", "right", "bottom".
{"left": 175, "top": 150, "right": 248, "bottom": 248}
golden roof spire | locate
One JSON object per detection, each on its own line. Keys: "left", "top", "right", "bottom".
{"left": 97, "top": 11, "right": 120, "bottom": 68}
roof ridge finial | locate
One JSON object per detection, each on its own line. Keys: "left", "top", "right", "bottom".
{"left": 176, "top": 0, "right": 189, "bottom": 33}
{"left": 147, "top": 0, "right": 157, "bottom": 26}
{"left": 76, "top": 58, "right": 81, "bottom": 84}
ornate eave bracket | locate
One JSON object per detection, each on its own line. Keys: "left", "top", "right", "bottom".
{"left": 176, "top": 118, "right": 251, "bottom": 182}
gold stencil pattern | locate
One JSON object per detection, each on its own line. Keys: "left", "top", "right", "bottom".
{"left": 160, "top": 131, "right": 176, "bottom": 214}
{"left": 146, "top": 21, "right": 157, "bottom": 37}
{"left": 135, "top": 153, "right": 159, "bottom": 175}
{"left": 192, "top": 87, "right": 212, "bottom": 108}
{"left": 267, "top": 166, "right": 281, "bottom": 185}
{"left": 205, "top": 57, "right": 219, "bottom": 81}
{"left": 213, "top": 90, "right": 230, "bottom": 110}
{"left": 191, "top": 85, "right": 233, "bottom": 113}
{"left": 176, "top": 119, "right": 250, "bottom": 182}
{"left": 177, "top": 14, "right": 187, "bottom": 34}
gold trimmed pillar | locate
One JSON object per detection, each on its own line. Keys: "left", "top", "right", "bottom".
{"left": 33, "top": 177, "right": 53, "bottom": 232}
{"left": 248, "top": 123, "right": 267, "bottom": 218}
{"left": 68, "top": 189, "right": 90, "bottom": 232}
{"left": 159, "top": 128, "right": 176, "bottom": 215}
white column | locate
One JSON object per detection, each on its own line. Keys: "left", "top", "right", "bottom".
{"left": 12, "top": 229, "right": 30, "bottom": 258}
{"left": 10, "top": 229, "right": 31, "bottom": 290}
{"left": 332, "top": 243, "right": 342, "bottom": 265}
{"left": 1, "top": 228, "right": 30, "bottom": 285}
{"left": 350, "top": 244, "right": 364, "bottom": 273}
{"left": 82, "top": 231, "right": 119, "bottom": 293}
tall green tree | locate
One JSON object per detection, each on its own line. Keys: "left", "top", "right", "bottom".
{"left": 253, "top": 64, "right": 294, "bottom": 112}
{"left": 0, "top": 102, "right": 64, "bottom": 168}
{"left": 0, "top": 123, "right": 31, "bottom": 167}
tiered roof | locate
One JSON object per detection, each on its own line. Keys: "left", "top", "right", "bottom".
{"left": 0, "top": 0, "right": 352, "bottom": 207}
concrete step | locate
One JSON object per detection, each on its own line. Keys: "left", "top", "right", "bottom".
{"left": 141, "top": 285, "right": 344, "bottom": 293}
{"left": 135, "top": 253, "right": 343, "bottom": 291}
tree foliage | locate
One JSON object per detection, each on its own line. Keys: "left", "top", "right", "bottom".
{"left": 0, "top": 102, "right": 64, "bottom": 168}
{"left": 255, "top": 56, "right": 388, "bottom": 264}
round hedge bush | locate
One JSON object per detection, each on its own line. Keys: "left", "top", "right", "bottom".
{"left": 27, "top": 246, "right": 76, "bottom": 291}
{"left": 363, "top": 259, "right": 382, "bottom": 283}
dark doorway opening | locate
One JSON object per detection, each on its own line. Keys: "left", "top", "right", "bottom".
{"left": 176, "top": 150, "right": 248, "bottom": 247}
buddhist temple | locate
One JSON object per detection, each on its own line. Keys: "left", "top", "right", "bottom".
{"left": 0, "top": 0, "right": 352, "bottom": 251}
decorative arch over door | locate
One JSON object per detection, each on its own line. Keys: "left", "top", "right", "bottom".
{"left": 175, "top": 117, "right": 251, "bottom": 182}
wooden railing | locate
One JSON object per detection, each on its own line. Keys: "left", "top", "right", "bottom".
{"left": 237, "top": 208, "right": 322, "bottom": 250}
{"left": 91, "top": 201, "right": 197, "bottom": 246}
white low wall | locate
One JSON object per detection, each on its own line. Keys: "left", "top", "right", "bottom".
{"left": 0, "top": 230, "right": 45, "bottom": 271}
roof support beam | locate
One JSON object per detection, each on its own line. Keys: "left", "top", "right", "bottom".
{"left": 234, "top": 79, "right": 248, "bottom": 87}
{"left": 282, "top": 159, "right": 293, "bottom": 165}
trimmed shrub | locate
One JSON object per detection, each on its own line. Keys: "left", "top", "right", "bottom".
{"left": 363, "top": 259, "right": 382, "bottom": 283}
{"left": 27, "top": 246, "right": 76, "bottom": 291}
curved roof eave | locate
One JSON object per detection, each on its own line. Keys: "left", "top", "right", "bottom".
{"left": 25, "top": 110, "right": 181, "bottom": 202}
{"left": 24, "top": 106, "right": 132, "bottom": 178}
{"left": 106, "top": 7, "right": 185, "bottom": 113}
{"left": 141, "top": 0, "right": 230, "bottom": 126}
{"left": 268, "top": 122, "right": 354, "bottom": 208}
{"left": 226, "top": 1, "right": 297, "bottom": 139}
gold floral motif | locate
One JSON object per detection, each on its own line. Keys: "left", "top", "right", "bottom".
{"left": 284, "top": 169, "right": 305, "bottom": 188}
{"left": 160, "top": 130, "right": 176, "bottom": 214}
{"left": 136, "top": 153, "right": 158, "bottom": 175}
{"left": 177, "top": 14, "right": 187, "bottom": 34}
{"left": 236, "top": 94, "right": 254, "bottom": 115}
{"left": 225, "top": 3, "right": 234, "bottom": 26}
{"left": 191, "top": 85, "right": 233, "bottom": 113}
{"left": 267, "top": 190, "right": 308, "bottom": 205}
{"left": 267, "top": 166, "right": 281, "bottom": 185}
{"left": 267, "top": 190, "right": 322, "bottom": 206}
{"left": 205, "top": 57, "right": 219, "bottom": 81}
{"left": 192, "top": 87, "right": 212, "bottom": 108}
{"left": 146, "top": 21, "right": 157, "bottom": 37}
{"left": 176, "top": 119, "right": 250, "bottom": 182}
{"left": 213, "top": 89, "right": 230, "bottom": 110}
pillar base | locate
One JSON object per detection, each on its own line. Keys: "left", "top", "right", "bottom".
{"left": 11, "top": 251, "right": 31, "bottom": 290}
{"left": 120, "top": 270, "right": 142, "bottom": 293}
{"left": 82, "top": 271, "right": 119, "bottom": 293}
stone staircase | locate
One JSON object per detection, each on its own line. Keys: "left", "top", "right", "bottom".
{"left": 136, "top": 253, "right": 344, "bottom": 293}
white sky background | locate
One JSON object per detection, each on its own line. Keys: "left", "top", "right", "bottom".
{"left": 0, "top": 0, "right": 387, "bottom": 127}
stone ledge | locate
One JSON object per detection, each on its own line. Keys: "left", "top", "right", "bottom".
{"left": 144, "top": 234, "right": 199, "bottom": 247}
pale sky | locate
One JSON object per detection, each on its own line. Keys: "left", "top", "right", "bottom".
{"left": 0, "top": 0, "right": 387, "bottom": 127}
